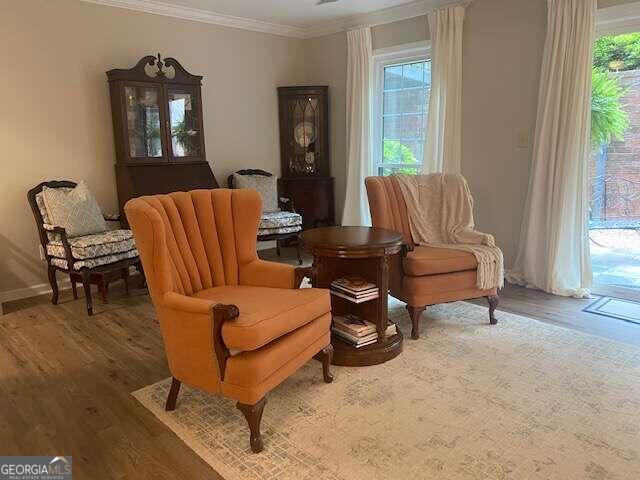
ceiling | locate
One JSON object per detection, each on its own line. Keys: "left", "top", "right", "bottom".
{"left": 155, "top": 0, "right": 423, "bottom": 28}
{"left": 83, "top": 0, "right": 457, "bottom": 37}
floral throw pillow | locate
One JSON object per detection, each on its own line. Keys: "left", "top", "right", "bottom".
{"left": 42, "top": 181, "right": 106, "bottom": 237}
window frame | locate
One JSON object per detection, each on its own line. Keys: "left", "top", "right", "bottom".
{"left": 371, "top": 41, "right": 431, "bottom": 177}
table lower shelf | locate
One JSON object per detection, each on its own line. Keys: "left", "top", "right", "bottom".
{"left": 331, "top": 330, "right": 403, "bottom": 367}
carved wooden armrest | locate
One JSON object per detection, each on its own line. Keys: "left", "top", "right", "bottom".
{"left": 401, "top": 243, "right": 415, "bottom": 257}
{"left": 46, "top": 226, "right": 75, "bottom": 268}
{"left": 212, "top": 303, "right": 240, "bottom": 382}
{"left": 294, "top": 266, "right": 314, "bottom": 288}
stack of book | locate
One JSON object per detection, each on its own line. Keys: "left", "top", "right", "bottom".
{"left": 330, "top": 277, "right": 379, "bottom": 303}
{"left": 332, "top": 314, "right": 397, "bottom": 348}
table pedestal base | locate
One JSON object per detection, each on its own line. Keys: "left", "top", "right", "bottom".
{"left": 331, "top": 331, "right": 403, "bottom": 367}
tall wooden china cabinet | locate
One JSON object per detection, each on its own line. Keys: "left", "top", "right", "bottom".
{"left": 107, "top": 54, "right": 218, "bottom": 216}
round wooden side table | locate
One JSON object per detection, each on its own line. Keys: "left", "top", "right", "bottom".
{"left": 299, "top": 226, "right": 404, "bottom": 367}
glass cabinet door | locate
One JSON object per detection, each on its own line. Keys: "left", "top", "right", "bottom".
{"left": 287, "top": 96, "right": 320, "bottom": 176}
{"left": 166, "top": 87, "right": 203, "bottom": 160}
{"left": 124, "top": 84, "right": 165, "bottom": 159}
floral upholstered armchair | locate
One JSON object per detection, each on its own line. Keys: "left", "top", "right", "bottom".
{"left": 28, "top": 180, "right": 142, "bottom": 315}
{"left": 228, "top": 169, "right": 303, "bottom": 264}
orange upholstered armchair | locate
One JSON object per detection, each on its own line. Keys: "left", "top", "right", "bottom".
{"left": 365, "top": 176, "right": 498, "bottom": 340}
{"left": 125, "top": 189, "right": 333, "bottom": 453}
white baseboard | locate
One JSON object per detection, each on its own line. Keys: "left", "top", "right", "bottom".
{"left": 0, "top": 280, "right": 71, "bottom": 314}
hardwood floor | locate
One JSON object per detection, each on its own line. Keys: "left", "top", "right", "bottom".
{"left": 469, "top": 282, "right": 640, "bottom": 347}
{"left": 1, "top": 246, "right": 638, "bottom": 479}
{"left": 0, "top": 287, "right": 221, "bottom": 479}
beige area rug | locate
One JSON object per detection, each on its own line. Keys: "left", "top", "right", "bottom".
{"left": 133, "top": 299, "right": 640, "bottom": 480}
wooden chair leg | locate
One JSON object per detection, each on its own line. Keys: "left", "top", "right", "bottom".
{"left": 101, "top": 281, "right": 109, "bottom": 304}
{"left": 47, "top": 265, "right": 59, "bottom": 305}
{"left": 406, "top": 305, "right": 426, "bottom": 340}
{"left": 317, "top": 344, "right": 334, "bottom": 383}
{"left": 80, "top": 268, "right": 93, "bottom": 316}
{"left": 487, "top": 295, "right": 499, "bottom": 325}
{"left": 71, "top": 280, "right": 78, "bottom": 300}
{"left": 133, "top": 260, "right": 145, "bottom": 288}
{"left": 165, "top": 378, "right": 181, "bottom": 411}
{"left": 296, "top": 240, "right": 303, "bottom": 266}
{"left": 276, "top": 239, "right": 281, "bottom": 257}
{"left": 123, "top": 268, "right": 130, "bottom": 296}
{"left": 237, "top": 397, "right": 267, "bottom": 453}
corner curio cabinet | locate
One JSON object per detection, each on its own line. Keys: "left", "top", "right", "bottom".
{"left": 277, "top": 86, "right": 335, "bottom": 229}
{"left": 107, "top": 54, "right": 218, "bottom": 216}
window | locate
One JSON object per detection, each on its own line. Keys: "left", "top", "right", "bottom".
{"left": 372, "top": 43, "right": 431, "bottom": 176}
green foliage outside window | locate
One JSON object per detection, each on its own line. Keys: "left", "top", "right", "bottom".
{"left": 594, "top": 33, "right": 640, "bottom": 72}
{"left": 591, "top": 69, "right": 629, "bottom": 146}
{"left": 383, "top": 139, "right": 420, "bottom": 175}
{"left": 590, "top": 34, "right": 640, "bottom": 147}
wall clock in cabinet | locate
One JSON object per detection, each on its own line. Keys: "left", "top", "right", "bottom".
{"left": 107, "top": 54, "right": 218, "bottom": 216}
{"left": 277, "top": 86, "right": 335, "bottom": 229}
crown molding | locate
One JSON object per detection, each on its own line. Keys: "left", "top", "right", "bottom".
{"left": 80, "top": 0, "right": 461, "bottom": 40}
{"left": 596, "top": 1, "right": 640, "bottom": 36}
{"left": 80, "top": 0, "right": 308, "bottom": 38}
{"left": 305, "top": 0, "right": 461, "bottom": 38}
{"left": 306, "top": 0, "right": 430, "bottom": 39}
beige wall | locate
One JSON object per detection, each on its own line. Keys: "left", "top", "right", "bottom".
{"left": 0, "top": 0, "right": 306, "bottom": 295}
{"left": 372, "top": 16, "right": 430, "bottom": 51}
{"left": 304, "top": 32, "right": 348, "bottom": 220}
{"left": 461, "top": 0, "right": 546, "bottom": 266}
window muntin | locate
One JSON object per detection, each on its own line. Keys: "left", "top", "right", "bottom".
{"left": 375, "top": 58, "right": 431, "bottom": 176}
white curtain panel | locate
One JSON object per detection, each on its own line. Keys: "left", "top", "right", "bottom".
{"left": 507, "top": 0, "right": 596, "bottom": 298}
{"left": 342, "top": 27, "right": 373, "bottom": 226}
{"left": 422, "top": 5, "right": 465, "bottom": 174}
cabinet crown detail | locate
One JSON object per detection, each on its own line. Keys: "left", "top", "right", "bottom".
{"left": 107, "top": 53, "right": 202, "bottom": 85}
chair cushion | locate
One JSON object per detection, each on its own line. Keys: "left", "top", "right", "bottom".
{"left": 49, "top": 249, "right": 139, "bottom": 270}
{"left": 258, "top": 225, "right": 302, "bottom": 237}
{"left": 225, "top": 313, "right": 331, "bottom": 389}
{"left": 259, "top": 210, "right": 302, "bottom": 230}
{"left": 193, "top": 285, "right": 331, "bottom": 351}
{"left": 233, "top": 173, "right": 278, "bottom": 212}
{"left": 41, "top": 181, "right": 106, "bottom": 237}
{"left": 258, "top": 225, "right": 302, "bottom": 236}
{"left": 401, "top": 270, "right": 496, "bottom": 307}
{"left": 403, "top": 245, "right": 478, "bottom": 276}
{"left": 47, "top": 229, "right": 135, "bottom": 259}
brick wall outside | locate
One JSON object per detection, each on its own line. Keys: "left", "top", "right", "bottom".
{"left": 589, "top": 69, "right": 640, "bottom": 223}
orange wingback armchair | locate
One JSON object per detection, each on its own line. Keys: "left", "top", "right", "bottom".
{"left": 365, "top": 176, "right": 498, "bottom": 340}
{"left": 125, "top": 189, "right": 333, "bottom": 453}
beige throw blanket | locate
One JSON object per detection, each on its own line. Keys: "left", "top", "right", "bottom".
{"left": 395, "top": 174, "right": 504, "bottom": 290}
